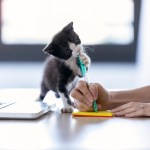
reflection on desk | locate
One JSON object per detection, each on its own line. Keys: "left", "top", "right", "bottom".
{"left": 0, "top": 88, "right": 150, "bottom": 150}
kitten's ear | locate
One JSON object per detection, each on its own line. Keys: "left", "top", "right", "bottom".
{"left": 43, "top": 43, "right": 53, "bottom": 55}
{"left": 62, "top": 22, "right": 74, "bottom": 33}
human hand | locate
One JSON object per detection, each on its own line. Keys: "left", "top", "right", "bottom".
{"left": 71, "top": 80, "right": 110, "bottom": 112}
{"left": 111, "top": 102, "right": 150, "bottom": 117}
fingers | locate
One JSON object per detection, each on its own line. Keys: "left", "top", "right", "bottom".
{"left": 113, "top": 107, "right": 138, "bottom": 117}
{"left": 74, "top": 98, "right": 93, "bottom": 112}
{"left": 71, "top": 80, "right": 101, "bottom": 112}
{"left": 70, "top": 80, "right": 93, "bottom": 107}
{"left": 89, "top": 83, "right": 98, "bottom": 100}
{"left": 76, "top": 81, "right": 93, "bottom": 103}
{"left": 125, "top": 109, "right": 144, "bottom": 117}
{"left": 111, "top": 102, "right": 145, "bottom": 117}
{"left": 71, "top": 89, "right": 92, "bottom": 107}
{"left": 111, "top": 102, "right": 134, "bottom": 113}
{"left": 74, "top": 98, "right": 101, "bottom": 112}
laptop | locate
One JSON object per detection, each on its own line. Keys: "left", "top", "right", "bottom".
{"left": 0, "top": 91, "right": 56, "bottom": 119}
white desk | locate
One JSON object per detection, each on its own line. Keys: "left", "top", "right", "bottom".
{"left": 0, "top": 89, "right": 150, "bottom": 150}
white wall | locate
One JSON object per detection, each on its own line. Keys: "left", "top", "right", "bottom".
{"left": 1, "top": 1, "right": 148, "bottom": 89}
{"left": 136, "top": 0, "right": 150, "bottom": 86}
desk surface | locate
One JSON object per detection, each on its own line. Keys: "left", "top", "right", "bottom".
{"left": 0, "top": 88, "right": 150, "bottom": 150}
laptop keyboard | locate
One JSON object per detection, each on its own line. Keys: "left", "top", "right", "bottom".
{"left": 0, "top": 102, "right": 15, "bottom": 109}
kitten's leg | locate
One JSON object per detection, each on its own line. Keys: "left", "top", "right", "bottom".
{"left": 59, "top": 92, "right": 74, "bottom": 113}
{"left": 39, "top": 81, "right": 49, "bottom": 101}
{"left": 58, "top": 84, "right": 74, "bottom": 113}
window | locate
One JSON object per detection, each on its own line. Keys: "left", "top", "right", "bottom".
{"left": 0, "top": 0, "right": 141, "bottom": 62}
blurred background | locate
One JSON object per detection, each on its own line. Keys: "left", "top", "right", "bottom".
{"left": 0, "top": 0, "right": 149, "bottom": 90}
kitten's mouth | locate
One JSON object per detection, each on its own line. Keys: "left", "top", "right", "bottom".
{"left": 76, "top": 46, "right": 83, "bottom": 53}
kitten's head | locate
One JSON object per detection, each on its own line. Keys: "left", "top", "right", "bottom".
{"left": 43, "top": 22, "right": 83, "bottom": 60}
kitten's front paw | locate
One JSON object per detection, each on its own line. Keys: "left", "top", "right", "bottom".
{"left": 79, "top": 53, "right": 91, "bottom": 69}
{"left": 61, "top": 106, "right": 74, "bottom": 113}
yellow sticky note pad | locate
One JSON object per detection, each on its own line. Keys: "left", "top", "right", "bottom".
{"left": 72, "top": 111, "right": 113, "bottom": 117}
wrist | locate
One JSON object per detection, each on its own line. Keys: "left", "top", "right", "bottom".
{"left": 106, "top": 91, "right": 114, "bottom": 110}
{"left": 102, "top": 91, "right": 110, "bottom": 110}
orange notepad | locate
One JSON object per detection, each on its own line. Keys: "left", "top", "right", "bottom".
{"left": 72, "top": 111, "right": 113, "bottom": 117}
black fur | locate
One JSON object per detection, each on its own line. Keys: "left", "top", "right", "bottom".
{"left": 43, "top": 22, "right": 81, "bottom": 59}
{"left": 39, "top": 22, "right": 82, "bottom": 110}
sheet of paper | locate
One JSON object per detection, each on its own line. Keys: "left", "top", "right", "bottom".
{"left": 72, "top": 111, "right": 113, "bottom": 117}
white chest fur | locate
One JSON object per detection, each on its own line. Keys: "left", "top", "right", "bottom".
{"left": 65, "top": 57, "right": 79, "bottom": 75}
{"left": 66, "top": 76, "right": 78, "bottom": 93}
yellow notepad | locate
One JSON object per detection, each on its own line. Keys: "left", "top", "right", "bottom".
{"left": 72, "top": 111, "right": 113, "bottom": 117}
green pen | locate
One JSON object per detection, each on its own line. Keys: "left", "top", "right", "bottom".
{"left": 77, "top": 55, "right": 98, "bottom": 112}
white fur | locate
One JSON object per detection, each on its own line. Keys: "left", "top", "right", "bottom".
{"left": 58, "top": 43, "right": 91, "bottom": 112}
{"left": 66, "top": 76, "right": 78, "bottom": 92}
{"left": 65, "top": 42, "right": 91, "bottom": 76}
{"left": 58, "top": 77, "right": 78, "bottom": 113}
{"left": 65, "top": 53, "right": 91, "bottom": 76}
{"left": 69, "top": 43, "right": 83, "bottom": 57}
{"left": 65, "top": 56, "right": 79, "bottom": 75}
{"left": 58, "top": 92, "right": 74, "bottom": 112}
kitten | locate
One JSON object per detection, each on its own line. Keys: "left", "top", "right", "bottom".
{"left": 39, "top": 22, "right": 91, "bottom": 113}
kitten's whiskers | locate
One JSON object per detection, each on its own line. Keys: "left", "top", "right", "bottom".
{"left": 83, "top": 45, "right": 95, "bottom": 53}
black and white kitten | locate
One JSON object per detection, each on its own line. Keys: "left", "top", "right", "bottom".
{"left": 39, "top": 22, "right": 91, "bottom": 113}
